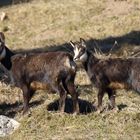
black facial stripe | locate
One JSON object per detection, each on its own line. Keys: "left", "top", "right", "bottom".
{"left": 75, "top": 48, "right": 85, "bottom": 59}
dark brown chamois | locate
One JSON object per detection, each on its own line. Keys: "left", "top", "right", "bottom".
{"left": 70, "top": 38, "right": 140, "bottom": 111}
{"left": 0, "top": 32, "right": 14, "bottom": 70}
{"left": 0, "top": 32, "right": 79, "bottom": 115}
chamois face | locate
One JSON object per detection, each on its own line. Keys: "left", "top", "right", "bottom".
{"left": 70, "top": 39, "right": 87, "bottom": 62}
{"left": 0, "top": 32, "right": 6, "bottom": 60}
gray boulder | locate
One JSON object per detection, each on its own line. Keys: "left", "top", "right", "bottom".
{"left": 0, "top": 115, "right": 20, "bottom": 137}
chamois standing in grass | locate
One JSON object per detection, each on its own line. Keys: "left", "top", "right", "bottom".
{"left": 70, "top": 38, "right": 140, "bottom": 112}
{"left": 0, "top": 32, "right": 79, "bottom": 115}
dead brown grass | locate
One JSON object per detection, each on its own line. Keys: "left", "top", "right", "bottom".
{"left": 0, "top": 0, "right": 140, "bottom": 139}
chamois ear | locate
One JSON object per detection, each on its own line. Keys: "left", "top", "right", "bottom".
{"left": 70, "top": 41, "right": 75, "bottom": 48}
{"left": 0, "top": 32, "right": 5, "bottom": 43}
{"left": 80, "top": 38, "right": 86, "bottom": 48}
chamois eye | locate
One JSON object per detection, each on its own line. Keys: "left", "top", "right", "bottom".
{"left": 80, "top": 48, "right": 85, "bottom": 54}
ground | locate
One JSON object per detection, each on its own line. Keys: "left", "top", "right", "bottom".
{"left": 0, "top": 0, "right": 140, "bottom": 139}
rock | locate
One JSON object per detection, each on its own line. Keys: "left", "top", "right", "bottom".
{"left": 0, "top": 12, "right": 8, "bottom": 21}
{"left": 0, "top": 115, "right": 20, "bottom": 137}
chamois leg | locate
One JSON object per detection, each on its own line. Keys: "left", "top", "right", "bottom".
{"left": 58, "top": 81, "right": 67, "bottom": 113}
{"left": 106, "top": 88, "right": 116, "bottom": 109}
{"left": 21, "top": 84, "right": 30, "bottom": 115}
{"left": 66, "top": 78, "right": 79, "bottom": 114}
{"left": 29, "top": 88, "right": 35, "bottom": 101}
{"left": 97, "top": 88, "right": 105, "bottom": 112}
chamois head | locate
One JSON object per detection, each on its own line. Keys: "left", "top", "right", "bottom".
{"left": 0, "top": 32, "right": 6, "bottom": 60}
{"left": 70, "top": 38, "right": 87, "bottom": 62}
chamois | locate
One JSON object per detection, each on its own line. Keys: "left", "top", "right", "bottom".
{"left": 0, "top": 32, "right": 14, "bottom": 70}
{"left": 70, "top": 38, "right": 140, "bottom": 111}
{"left": 0, "top": 32, "right": 79, "bottom": 114}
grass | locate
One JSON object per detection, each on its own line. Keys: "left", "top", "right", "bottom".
{"left": 0, "top": 0, "right": 140, "bottom": 139}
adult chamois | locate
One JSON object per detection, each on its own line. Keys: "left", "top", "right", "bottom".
{"left": 70, "top": 38, "right": 140, "bottom": 112}
{"left": 0, "top": 32, "right": 79, "bottom": 115}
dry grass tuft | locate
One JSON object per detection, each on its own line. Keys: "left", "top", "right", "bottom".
{"left": 0, "top": 0, "right": 140, "bottom": 139}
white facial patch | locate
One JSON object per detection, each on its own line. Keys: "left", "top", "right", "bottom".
{"left": 79, "top": 51, "right": 87, "bottom": 62}
{"left": 73, "top": 46, "right": 87, "bottom": 62}
{"left": 73, "top": 46, "right": 80, "bottom": 60}
{"left": 0, "top": 47, "right": 6, "bottom": 60}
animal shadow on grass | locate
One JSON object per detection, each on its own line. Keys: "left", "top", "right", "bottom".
{"left": 47, "top": 97, "right": 96, "bottom": 114}
{"left": 117, "top": 104, "right": 127, "bottom": 111}
{"left": 86, "top": 30, "right": 140, "bottom": 53}
{"left": 0, "top": 100, "right": 44, "bottom": 118}
{"left": 0, "top": 0, "right": 32, "bottom": 7}
{"left": 15, "top": 30, "right": 140, "bottom": 56}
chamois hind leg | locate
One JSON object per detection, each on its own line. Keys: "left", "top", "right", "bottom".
{"left": 65, "top": 75, "right": 79, "bottom": 114}
{"left": 58, "top": 81, "right": 67, "bottom": 113}
{"left": 29, "top": 88, "right": 35, "bottom": 101}
{"left": 21, "top": 84, "right": 31, "bottom": 115}
{"left": 97, "top": 88, "right": 105, "bottom": 112}
{"left": 106, "top": 88, "right": 116, "bottom": 110}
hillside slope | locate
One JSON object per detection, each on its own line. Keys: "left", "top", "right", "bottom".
{"left": 0, "top": 0, "right": 140, "bottom": 139}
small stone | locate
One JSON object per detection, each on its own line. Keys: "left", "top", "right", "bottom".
{"left": 0, "top": 115, "right": 20, "bottom": 137}
{"left": 0, "top": 12, "right": 8, "bottom": 21}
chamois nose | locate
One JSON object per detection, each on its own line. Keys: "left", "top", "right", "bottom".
{"left": 74, "top": 57, "right": 78, "bottom": 61}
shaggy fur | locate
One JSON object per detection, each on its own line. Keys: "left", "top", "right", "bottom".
{"left": 0, "top": 32, "right": 79, "bottom": 114}
{"left": 70, "top": 38, "right": 140, "bottom": 111}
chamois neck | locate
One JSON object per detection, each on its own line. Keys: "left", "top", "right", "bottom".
{"left": 1, "top": 46, "right": 14, "bottom": 70}
{"left": 82, "top": 50, "right": 91, "bottom": 71}
{"left": 82, "top": 50, "right": 98, "bottom": 71}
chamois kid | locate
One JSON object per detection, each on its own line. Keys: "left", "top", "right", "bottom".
{"left": 70, "top": 38, "right": 140, "bottom": 111}
{"left": 0, "top": 32, "right": 79, "bottom": 114}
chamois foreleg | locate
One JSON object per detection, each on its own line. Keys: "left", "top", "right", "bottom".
{"left": 106, "top": 88, "right": 116, "bottom": 109}
{"left": 97, "top": 88, "right": 105, "bottom": 111}
{"left": 58, "top": 81, "right": 67, "bottom": 112}
{"left": 29, "top": 88, "right": 35, "bottom": 101}
{"left": 21, "top": 84, "right": 30, "bottom": 115}
{"left": 65, "top": 74, "right": 79, "bottom": 114}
